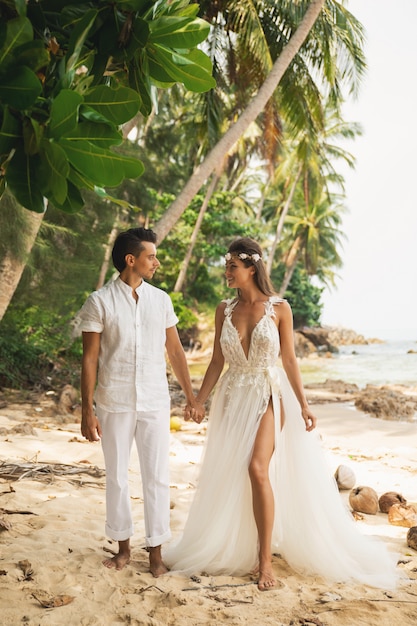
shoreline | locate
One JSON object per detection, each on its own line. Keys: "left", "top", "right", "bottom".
{"left": 1, "top": 389, "right": 417, "bottom": 625}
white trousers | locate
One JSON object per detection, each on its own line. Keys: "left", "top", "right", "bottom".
{"left": 96, "top": 407, "right": 171, "bottom": 547}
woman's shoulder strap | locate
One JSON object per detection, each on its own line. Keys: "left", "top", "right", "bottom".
{"left": 265, "top": 295, "right": 286, "bottom": 316}
{"left": 269, "top": 295, "right": 285, "bottom": 305}
{"left": 222, "top": 297, "right": 238, "bottom": 317}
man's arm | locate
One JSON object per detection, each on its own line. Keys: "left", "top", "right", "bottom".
{"left": 165, "top": 326, "right": 205, "bottom": 421}
{"left": 81, "top": 331, "right": 102, "bottom": 441}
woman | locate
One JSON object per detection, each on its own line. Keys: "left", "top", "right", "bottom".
{"left": 165, "top": 238, "right": 398, "bottom": 591}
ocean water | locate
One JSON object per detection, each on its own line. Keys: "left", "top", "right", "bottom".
{"left": 300, "top": 339, "right": 417, "bottom": 388}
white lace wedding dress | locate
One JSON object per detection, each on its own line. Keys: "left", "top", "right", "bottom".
{"left": 164, "top": 297, "right": 398, "bottom": 589}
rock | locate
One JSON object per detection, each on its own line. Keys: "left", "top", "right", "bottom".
{"left": 354, "top": 385, "right": 417, "bottom": 420}
{"left": 295, "top": 327, "right": 338, "bottom": 354}
{"left": 57, "top": 384, "right": 79, "bottom": 414}
{"left": 349, "top": 486, "right": 379, "bottom": 515}
{"left": 388, "top": 503, "right": 417, "bottom": 528}
{"left": 379, "top": 491, "right": 407, "bottom": 513}
{"left": 407, "top": 527, "right": 417, "bottom": 551}
{"left": 293, "top": 332, "right": 317, "bottom": 358}
{"left": 334, "top": 465, "right": 356, "bottom": 490}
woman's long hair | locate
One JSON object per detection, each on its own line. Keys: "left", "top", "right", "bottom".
{"left": 227, "top": 238, "right": 276, "bottom": 297}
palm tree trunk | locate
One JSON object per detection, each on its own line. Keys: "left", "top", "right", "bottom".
{"left": 173, "top": 172, "right": 220, "bottom": 293}
{"left": 266, "top": 165, "right": 302, "bottom": 275}
{"left": 278, "top": 236, "right": 303, "bottom": 295}
{"left": 0, "top": 203, "right": 46, "bottom": 322}
{"left": 154, "top": 0, "right": 326, "bottom": 243}
{"left": 96, "top": 212, "right": 120, "bottom": 290}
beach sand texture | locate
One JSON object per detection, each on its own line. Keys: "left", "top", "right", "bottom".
{"left": 1, "top": 394, "right": 417, "bottom": 626}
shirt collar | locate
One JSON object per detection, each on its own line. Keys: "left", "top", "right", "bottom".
{"left": 116, "top": 275, "right": 147, "bottom": 297}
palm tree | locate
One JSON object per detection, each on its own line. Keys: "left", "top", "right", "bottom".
{"left": 154, "top": 0, "right": 325, "bottom": 240}
{"left": 278, "top": 191, "right": 346, "bottom": 294}
{"left": 0, "top": 193, "right": 46, "bottom": 321}
{"left": 266, "top": 101, "right": 361, "bottom": 275}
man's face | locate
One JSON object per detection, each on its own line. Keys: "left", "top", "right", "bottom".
{"left": 131, "top": 241, "right": 160, "bottom": 279}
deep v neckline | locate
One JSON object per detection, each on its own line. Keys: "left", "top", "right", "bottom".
{"left": 228, "top": 299, "right": 269, "bottom": 362}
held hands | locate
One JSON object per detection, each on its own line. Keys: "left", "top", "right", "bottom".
{"left": 183, "top": 397, "right": 206, "bottom": 424}
{"left": 301, "top": 406, "right": 317, "bottom": 432}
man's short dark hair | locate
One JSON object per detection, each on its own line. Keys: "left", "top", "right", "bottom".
{"left": 112, "top": 227, "right": 157, "bottom": 272}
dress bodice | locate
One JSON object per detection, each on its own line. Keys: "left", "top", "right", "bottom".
{"left": 220, "top": 297, "right": 283, "bottom": 369}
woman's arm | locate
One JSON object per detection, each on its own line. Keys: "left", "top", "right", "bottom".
{"left": 277, "top": 301, "right": 317, "bottom": 431}
{"left": 165, "top": 325, "right": 205, "bottom": 421}
{"left": 195, "top": 302, "right": 226, "bottom": 407}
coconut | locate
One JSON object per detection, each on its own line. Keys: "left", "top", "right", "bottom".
{"left": 378, "top": 491, "right": 407, "bottom": 514}
{"left": 170, "top": 416, "right": 182, "bottom": 431}
{"left": 334, "top": 465, "right": 356, "bottom": 490}
{"left": 349, "top": 486, "right": 379, "bottom": 515}
{"left": 407, "top": 527, "right": 417, "bottom": 551}
{"left": 388, "top": 503, "right": 417, "bottom": 528}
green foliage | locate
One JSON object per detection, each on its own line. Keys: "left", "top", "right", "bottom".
{"left": 0, "top": 0, "right": 215, "bottom": 212}
{"left": 169, "top": 291, "right": 198, "bottom": 330}
{"left": 150, "top": 188, "right": 259, "bottom": 303}
{"left": 0, "top": 304, "right": 82, "bottom": 388}
{"left": 272, "top": 263, "right": 323, "bottom": 328}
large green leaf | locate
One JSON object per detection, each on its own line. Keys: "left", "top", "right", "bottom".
{"left": 68, "top": 165, "right": 96, "bottom": 191}
{"left": 149, "top": 16, "right": 210, "bottom": 48}
{"left": 14, "top": 0, "right": 27, "bottom": 18}
{"left": 94, "top": 186, "right": 139, "bottom": 210}
{"left": 146, "top": 53, "right": 175, "bottom": 85}
{"left": 0, "top": 107, "right": 21, "bottom": 157}
{"left": 12, "top": 40, "right": 50, "bottom": 73}
{"left": 148, "top": 44, "right": 215, "bottom": 92}
{"left": 0, "top": 17, "right": 33, "bottom": 67}
{"left": 63, "top": 121, "right": 123, "bottom": 147}
{"left": 83, "top": 85, "right": 141, "bottom": 125}
{"left": 23, "top": 117, "right": 43, "bottom": 155}
{"left": 123, "top": 17, "right": 150, "bottom": 59}
{"left": 186, "top": 47, "right": 215, "bottom": 74}
{"left": 51, "top": 180, "right": 84, "bottom": 214}
{"left": 38, "top": 140, "right": 69, "bottom": 205}
{"left": 128, "top": 58, "right": 152, "bottom": 116}
{"left": 49, "top": 90, "right": 83, "bottom": 139}
{"left": 0, "top": 66, "right": 42, "bottom": 109}
{"left": 116, "top": 0, "right": 153, "bottom": 11}
{"left": 6, "top": 145, "right": 44, "bottom": 213}
{"left": 59, "top": 139, "right": 144, "bottom": 187}
{"left": 65, "top": 9, "right": 98, "bottom": 73}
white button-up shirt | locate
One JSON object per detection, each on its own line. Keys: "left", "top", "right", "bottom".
{"left": 77, "top": 276, "right": 178, "bottom": 412}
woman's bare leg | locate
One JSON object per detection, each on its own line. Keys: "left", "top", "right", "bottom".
{"left": 248, "top": 400, "right": 276, "bottom": 591}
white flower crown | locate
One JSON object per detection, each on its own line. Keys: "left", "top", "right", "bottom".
{"left": 225, "top": 252, "right": 261, "bottom": 263}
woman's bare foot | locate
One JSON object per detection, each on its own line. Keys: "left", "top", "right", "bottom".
{"left": 257, "top": 567, "right": 277, "bottom": 591}
{"left": 103, "top": 539, "right": 131, "bottom": 571}
{"left": 149, "top": 545, "right": 169, "bottom": 578}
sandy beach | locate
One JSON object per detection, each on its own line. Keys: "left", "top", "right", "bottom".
{"left": 1, "top": 388, "right": 417, "bottom": 626}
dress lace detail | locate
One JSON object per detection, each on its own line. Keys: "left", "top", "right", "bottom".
{"left": 221, "top": 297, "right": 283, "bottom": 410}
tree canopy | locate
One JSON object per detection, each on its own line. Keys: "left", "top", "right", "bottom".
{"left": 0, "top": 0, "right": 215, "bottom": 213}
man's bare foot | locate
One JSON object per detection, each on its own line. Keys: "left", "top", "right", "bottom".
{"left": 149, "top": 545, "right": 169, "bottom": 578}
{"left": 103, "top": 551, "right": 131, "bottom": 570}
{"left": 103, "top": 539, "right": 130, "bottom": 571}
{"left": 257, "top": 568, "right": 277, "bottom": 591}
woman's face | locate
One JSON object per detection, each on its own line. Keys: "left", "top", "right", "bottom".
{"left": 225, "top": 256, "right": 254, "bottom": 288}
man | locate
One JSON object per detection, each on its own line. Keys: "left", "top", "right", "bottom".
{"left": 78, "top": 227, "right": 204, "bottom": 577}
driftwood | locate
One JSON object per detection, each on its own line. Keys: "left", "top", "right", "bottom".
{"left": 182, "top": 581, "right": 257, "bottom": 591}
{"left": 0, "top": 461, "right": 105, "bottom": 483}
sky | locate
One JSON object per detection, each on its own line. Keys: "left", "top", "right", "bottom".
{"left": 319, "top": 0, "right": 417, "bottom": 340}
